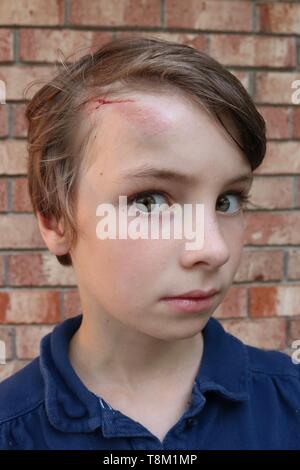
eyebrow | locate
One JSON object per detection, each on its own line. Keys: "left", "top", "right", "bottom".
{"left": 118, "top": 165, "right": 253, "bottom": 187}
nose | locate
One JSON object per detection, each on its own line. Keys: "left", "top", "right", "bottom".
{"left": 179, "top": 204, "right": 230, "bottom": 269}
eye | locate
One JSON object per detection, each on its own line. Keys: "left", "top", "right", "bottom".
{"left": 216, "top": 190, "right": 251, "bottom": 214}
{"left": 127, "top": 190, "right": 171, "bottom": 215}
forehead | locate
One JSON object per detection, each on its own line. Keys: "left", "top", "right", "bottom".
{"left": 82, "top": 90, "right": 185, "bottom": 140}
{"left": 79, "top": 88, "right": 249, "bottom": 181}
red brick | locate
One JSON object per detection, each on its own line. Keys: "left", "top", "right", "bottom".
{"left": 220, "top": 318, "right": 286, "bottom": 350}
{"left": 0, "top": 214, "right": 45, "bottom": 248}
{"left": 0, "top": 255, "right": 4, "bottom": 285}
{"left": 165, "top": 0, "right": 252, "bottom": 31}
{"left": 11, "top": 104, "right": 27, "bottom": 138}
{"left": 0, "top": 29, "right": 13, "bottom": 61}
{"left": 244, "top": 212, "right": 300, "bottom": 245}
{"left": 255, "top": 72, "right": 299, "bottom": 104}
{"left": 0, "top": 178, "right": 7, "bottom": 211}
{"left": 0, "top": 105, "right": 8, "bottom": 137}
{"left": 63, "top": 289, "right": 81, "bottom": 318}
{"left": 0, "top": 360, "right": 29, "bottom": 382}
{"left": 234, "top": 249, "right": 284, "bottom": 282}
{"left": 257, "top": 106, "right": 289, "bottom": 140}
{"left": 70, "top": 0, "right": 160, "bottom": 27}
{"left": 0, "top": 326, "right": 14, "bottom": 360}
{"left": 250, "top": 286, "right": 300, "bottom": 318}
{"left": 229, "top": 70, "right": 250, "bottom": 93}
{"left": 0, "top": 289, "right": 61, "bottom": 323}
{"left": 0, "top": 140, "right": 28, "bottom": 175}
{"left": 116, "top": 30, "right": 208, "bottom": 53}
{"left": 287, "top": 249, "right": 300, "bottom": 281}
{"left": 247, "top": 176, "right": 293, "bottom": 210}
{"left": 19, "top": 29, "right": 113, "bottom": 63}
{"left": 0, "top": 65, "right": 56, "bottom": 100}
{"left": 254, "top": 142, "right": 300, "bottom": 175}
{"left": 11, "top": 177, "right": 32, "bottom": 212}
{"left": 257, "top": 2, "right": 300, "bottom": 34}
{"left": 292, "top": 107, "right": 300, "bottom": 139}
{"left": 7, "top": 252, "right": 77, "bottom": 286}
{"left": 0, "top": 0, "right": 64, "bottom": 26}
{"left": 16, "top": 325, "right": 55, "bottom": 359}
{"left": 209, "top": 35, "right": 295, "bottom": 68}
{"left": 289, "top": 318, "right": 300, "bottom": 342}
{"left": 295, "top": 177, "right": 300, "bottom": 208}
{"left": 213, "top": 286, "right": 247, "bottom": 319}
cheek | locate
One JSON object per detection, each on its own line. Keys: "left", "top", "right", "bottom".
{"left": 222, "top": 216, "right": 245, "bottom": 264}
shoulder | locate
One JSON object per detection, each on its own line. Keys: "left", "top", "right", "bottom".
{"left": 245, "top": 343, "right": 300, "bottom": 379}
{"left": 0, "top": 357, "right": 45, "bottom": 424}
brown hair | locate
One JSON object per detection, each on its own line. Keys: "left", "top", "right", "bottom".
{"left": 25, "top": 35, "right": 266, "bottom": 267}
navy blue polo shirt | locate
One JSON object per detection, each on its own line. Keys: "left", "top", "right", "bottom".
{"left": 0, "top": 314, "right": 299, "bottom": 450}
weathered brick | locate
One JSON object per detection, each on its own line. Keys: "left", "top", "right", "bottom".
{"left": 11, "top": 104, "right": 27, "bottom": 138}
{"left": 70, "top": 0, "right": 161, "bottom": 27}
{"left": 8, "top": 252, "right": 77, "bottom": 286}
{"left": 287, "top": 249, "right": 300, "bottom": 280}
{"left": 16, "top": 325, "right": 54, "bottom": 359}
{"left": 0, "top": 214, "right": 45, "bottom": 248}
{"left": 11, "top": 177, "right": 32, "bottom": 212}
{"left": 244, "top": 212, "right": 300, "bottom": 245}
{"left": 165, "top": 0, "right": 252, "bottom": 31}
{"left": 0, "top": 255, "right": 4, "bottom": 285}
{"left": 0, "top": 289, "right": 61, "bottom": 323}
{"left": 0, "top": 65, "right": 56, "bottom": 100}
{"left": 63, "top": 289, "right": 81, "bottom": 318}
{"left": 116, "top": 30, "right": 208, "bottom": 53}
{"left": 257, "top": 2, "right": 300, "bottom": 34}
{"left": 0, "top": 140, "right": 28, "bottom": 175}
{"left": 0, "top": 178, "right": 7, "bottom": 211}
{"left": 254, "top": 142, "right": 300, "bottom": 175}
{"left": 209, "top": 35, "right": 295, "bottom": 67}
{"left": 0, "top": 29, "right": 13, "bottom": 61}
{"left": 19, "top": 29, "right": 113, "bottom": 63}
{"left": 220, "top": 317, "right": 286, "bottom": 350}
{"left": 255, "top": 72, "right": 299, "bottom": 104}
{"left": 257, "top": 106, "right": 289, "bottom": 139}
{"left": 0, "top": 0, "right": 64, "bottom": 26}
{"left": 292, "top": 107, "right": 300, "bottom": 139}
{"left": 0, "top": 105, "right": 8, "bottom": 137}
{"left": 0, "top": 326, "right": 14, "bottom": 360}
{"left": 234, "top": 249, "right": 284, "bottom": 282}
{"left": 250, "top": 286, "right": 300, "bottom": 317}
{"left": 247, "top": 176, "right": 293, "bottom": 210}
{"left": 213, "top": 286, "right": 247, "bottom": 319}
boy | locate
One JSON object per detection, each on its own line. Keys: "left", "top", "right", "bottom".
{"left": 0, "top": 36, "right": 299, "bottom": 450}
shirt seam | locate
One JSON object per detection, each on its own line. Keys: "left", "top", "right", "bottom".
{"left": 250, "top": 368, "right": 299, "bottom": 379}
{"left": 0, "top": 399, "right": 45, "bottom": 425}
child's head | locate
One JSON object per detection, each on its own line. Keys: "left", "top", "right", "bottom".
{"left": 26, "top": 36, "right": 266, "bottom": 337}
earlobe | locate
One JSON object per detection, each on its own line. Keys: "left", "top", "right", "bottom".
{"left": 36, "top": 211, "right": 70, "bottom": 256}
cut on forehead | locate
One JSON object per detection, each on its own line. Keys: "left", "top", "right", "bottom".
{"left": 80, "top": 87, "right": 187, "bottom": 137}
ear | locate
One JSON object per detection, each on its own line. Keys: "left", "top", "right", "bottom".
{"left": 36, "top": 211, "right": 71, "bottom": 256}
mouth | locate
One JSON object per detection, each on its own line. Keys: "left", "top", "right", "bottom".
{"left": 161, "top": 289, "right": 219, "bottom": 313}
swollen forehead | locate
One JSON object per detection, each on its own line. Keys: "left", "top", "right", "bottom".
{"left": 84, "top": 95, "right": 175, "bottom": 137}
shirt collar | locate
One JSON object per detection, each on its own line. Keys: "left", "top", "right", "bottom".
{"left": 39, "top": 314, "right": 250, "bottom": 433}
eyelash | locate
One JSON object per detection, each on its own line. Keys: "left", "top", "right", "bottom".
{"left": 126, "top": 189, "right": 252, "bottom": 214}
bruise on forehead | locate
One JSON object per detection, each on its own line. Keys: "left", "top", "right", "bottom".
{"left": 82, "top": 96, "right": 172, "bottom": 136}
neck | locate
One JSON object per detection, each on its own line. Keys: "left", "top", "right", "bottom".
{"left": 68, "top": 313, "right": 204, "bottom": 395}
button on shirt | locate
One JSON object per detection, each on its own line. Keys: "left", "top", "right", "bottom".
{"left": 0, "top": 314, "right": 299, "bottom": 450}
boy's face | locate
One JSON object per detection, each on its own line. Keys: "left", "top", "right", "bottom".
{"left": 67, "top": 88, "right": 252, "bottom": 339}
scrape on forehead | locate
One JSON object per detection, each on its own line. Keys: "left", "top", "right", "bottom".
{"left": 84, "top": 95, "right": 173, "bottom": 136}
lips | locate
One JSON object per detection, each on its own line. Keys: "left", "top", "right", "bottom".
{"left": 163, "top": 289, "right": 218, "bottom": 300}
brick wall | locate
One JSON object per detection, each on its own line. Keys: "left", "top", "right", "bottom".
{"left": 0, "top": 0, "right": 300, "bottom": 381}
